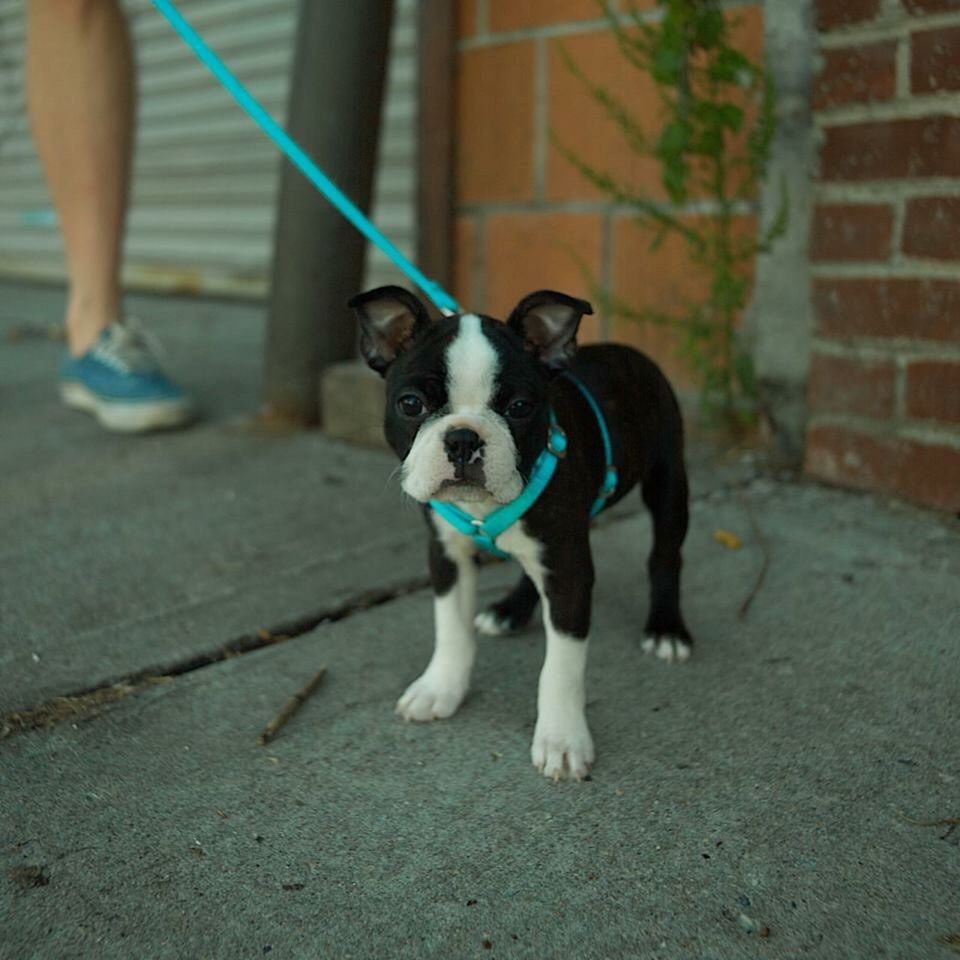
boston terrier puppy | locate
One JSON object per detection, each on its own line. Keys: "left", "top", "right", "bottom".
{"left": 348, "top": 286, "right": 692, "bottom": 781}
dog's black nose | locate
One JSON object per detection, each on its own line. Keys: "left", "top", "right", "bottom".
{"left": 444, "top": 428, "right": 484, "bottom": 474}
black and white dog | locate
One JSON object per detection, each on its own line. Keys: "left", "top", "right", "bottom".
{"left": 349, "top": 286, "right": 692, "bottom": 781}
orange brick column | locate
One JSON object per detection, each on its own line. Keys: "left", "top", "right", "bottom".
{"left": 805, "top": 0, "right": 960, "bottom": 511}
{"left": 454, "top": 1, "right": 763, "bottom": 391}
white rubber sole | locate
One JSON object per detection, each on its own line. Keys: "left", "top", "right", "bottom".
{"left": 61, "top": 381, "right": 194, "bottom": 433}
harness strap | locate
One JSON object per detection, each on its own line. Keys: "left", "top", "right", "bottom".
{"left": 563, "top": 373, "right": 618, "bottom": 517}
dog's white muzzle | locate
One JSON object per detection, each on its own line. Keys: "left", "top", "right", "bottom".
{"left": 401, "top": 411, "right": 522, "bottom": 504}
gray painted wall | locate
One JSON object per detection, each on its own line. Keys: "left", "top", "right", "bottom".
{"left": 750, "top": 0, "right": 815, "bottom": 466}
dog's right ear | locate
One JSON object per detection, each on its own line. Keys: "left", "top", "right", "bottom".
{"left": 506, "top": 290, "right": 593, "bottom": 370}
{"left": 348, "top": 286, "right": 432, "bottom": 376}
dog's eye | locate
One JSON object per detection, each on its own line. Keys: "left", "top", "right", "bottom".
{"left": 397, "top": 394, "right": 425, "bottom": 418}
{"left": 505, "top": 399, "right": 534, "bottom": 419}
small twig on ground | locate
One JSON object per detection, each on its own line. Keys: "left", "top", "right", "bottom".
{"left": 737, "top": 491, "right": 770, "bottom": 620}
{"left": 257, "top": 667, "right": 327, "bottom": 746}
{"left": 938, "top": 932, "right": 960, "bottom": 954}
{"left": 898, "top": 812, "right": 960, "bottom": 828}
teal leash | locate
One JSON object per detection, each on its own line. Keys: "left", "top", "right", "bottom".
{"left": 150, "top": 0, "right": 461, "bottom": 317}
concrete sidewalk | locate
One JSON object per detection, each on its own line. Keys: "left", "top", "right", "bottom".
{"left": 1, "top": 284, "right": 958, "bottom": 959}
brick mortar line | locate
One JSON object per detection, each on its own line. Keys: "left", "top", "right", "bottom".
{"left": 816, "top": 10, "right": 960, "bottom": 48}
{"left": 896, "top": 32, "right": 911, "bottom": 101}
{"left": 812, "top": 337, "right": 960, "bottom": 362}
{"left": 814, "top": 178, "right": 960, "bottom": 199}
{"left": 809, "top": 413, "right": 960, "bottom": 448}
{"left": 813, "top": 96, "right": 960, "bottom": 125}
{"left": 891, "top": 191, "right": 908, "bottom": 269}
{"left": 809, "top": 261, "right": 960, "bottom": 280}
{"left": 895, "top": 353, "right": 907, "bottom": 423}
{"left": 609, "top": 199, "right": 759, "bottom": 218}
{"left": 460, "top": 0, "right": 759, "bottom": 50}
{"left": 458, "top": 198, "right": 759, "bottom": 217}
{"left": 809, "top": 255, "right": 894, "bottom": 270}
{"left": 461, "top": 14, "right": 649, "bottom": 51}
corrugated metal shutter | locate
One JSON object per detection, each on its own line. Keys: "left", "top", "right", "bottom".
{"left": 0, "top": 0, "right": 415, "bottom": 298}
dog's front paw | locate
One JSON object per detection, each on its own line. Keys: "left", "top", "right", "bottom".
{"left": 531, "top": 714, "right": 595, "bottom": 781}
{"left": 396, "top": 668, "right": 468, "bottom": 722}
{"left": 641, "top": 634, "right": 692, "bottom": 663}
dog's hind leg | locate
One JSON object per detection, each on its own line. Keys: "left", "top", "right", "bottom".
{"left": 640, "top": 447, "right": 693, "bottom": 663}
{"left": 475, "top": 573, "right": 540, "bottom": 636}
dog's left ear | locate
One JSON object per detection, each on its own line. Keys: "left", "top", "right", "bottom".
{"left": 506, "top": 290, "right": 593, "bottom": 370}
{"left": 348, "top": 286, "right": 432, "bottom": 376}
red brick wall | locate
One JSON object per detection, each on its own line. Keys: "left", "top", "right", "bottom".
{"left": 454, "top": 1, "right": 763, "bottom": 391}
{"left": 806, "top": 0, "right": 960, "bottom": 512}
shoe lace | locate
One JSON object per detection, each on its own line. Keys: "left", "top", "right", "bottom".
{"left": 92, "top": 318, "right": 167, "bottom": 375}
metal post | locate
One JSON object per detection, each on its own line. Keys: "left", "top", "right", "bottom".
{"left": 262, "top": 0, "right": 394, "bottom": 425}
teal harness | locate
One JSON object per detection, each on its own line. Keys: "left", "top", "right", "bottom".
{"left": 429, "top": 374, "right": 618, "bottom": 559}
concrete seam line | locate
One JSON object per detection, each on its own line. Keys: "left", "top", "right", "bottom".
{"left": 0, "top": 576, "right": 431, "bottom": 741}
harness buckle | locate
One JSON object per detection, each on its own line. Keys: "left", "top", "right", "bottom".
{"left": 602, "top": 466, "right": 618, "bottom": 497}
{"left": 547, "top": 425, "right": 568, "bottom": 459}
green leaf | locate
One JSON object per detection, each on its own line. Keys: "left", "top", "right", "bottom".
{"left": 747, "top": 68, "right": 777, "bottom": 182}
{"left": 709, "top": 47, "right": 751, "bottom": 84}
{"left": 718, "top": 103, "right": 743, "bottom": 132}
{"left": 658, "top": 119, "right": 689, "bottom": 157}
{"left": 694, "top": 125, "right": 724, "bottom": 157}
{"left": 734, "top": 349, "right": 756, "bottom": 396}
{"left": 662, "top": 158, "right": 689, "bottom": 204}
{"left": 692, "top": 7, "right": 725, "bottom": 48}
{"left": 651, "top": 45, "right": 684, "bottom": 85}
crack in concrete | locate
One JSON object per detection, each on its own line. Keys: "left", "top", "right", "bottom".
{"left": 0, "top": 575, "right": 431, "bottom": 741}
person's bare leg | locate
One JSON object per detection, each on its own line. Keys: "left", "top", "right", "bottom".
{"left": 26, "top": 0, "right": 134, "bottom": 357}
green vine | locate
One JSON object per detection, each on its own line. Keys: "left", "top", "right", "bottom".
{"left": 555, "top": 0, "right": 787, "bottom": 428}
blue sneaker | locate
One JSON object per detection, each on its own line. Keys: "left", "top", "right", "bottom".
{"left": 60, "top": 320, "right": 195, "bottom": 432}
